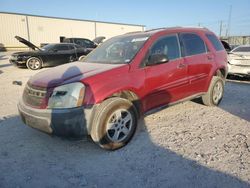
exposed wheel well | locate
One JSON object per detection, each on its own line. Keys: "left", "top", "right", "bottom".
{"left": 106, "top": 90, "right": 142, "bottom": 117}
{"left": 215, "top": 68, "right": 226, "bottom": 79}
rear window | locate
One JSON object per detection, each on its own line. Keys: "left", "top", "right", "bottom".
{"left": 232, "top": 46, "right": 250, "bottom": 52}
{"left": 63, "top": 39, "right": 70, "bottom": 43}
{"left": 206, "top": 34, "right": 224, "bottom": 51}
{"left": 180, "top": 33, "right": 206, "bottom": 56}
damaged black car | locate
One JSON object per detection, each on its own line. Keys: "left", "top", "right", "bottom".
{"left": 9, "top": 36, "right": 89, "bottom": 70}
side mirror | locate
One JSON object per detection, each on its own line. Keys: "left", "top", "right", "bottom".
{"left": 147, "top": 54, "right": 169, "bottom": 66}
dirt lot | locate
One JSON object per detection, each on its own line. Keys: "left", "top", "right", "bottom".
{"left": 0, "top": 51, "right": 250, "bottom": 188}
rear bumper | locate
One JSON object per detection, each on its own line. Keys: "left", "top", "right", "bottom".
{"left": 18, "top": 99, "right": 94, "bottom": 138}
{"left": 228, "top": 64, "right": 250, "bottom": 76}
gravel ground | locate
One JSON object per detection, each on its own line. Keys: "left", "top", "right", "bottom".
{"left": 0, "top": 51, "right": 250, "bottom": 188}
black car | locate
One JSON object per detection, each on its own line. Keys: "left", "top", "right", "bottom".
{"left": 10, "top": 36, "right": 89, "bottom": 70}
{"left": 63, "top": 36, "right": 105, "bottom": 52}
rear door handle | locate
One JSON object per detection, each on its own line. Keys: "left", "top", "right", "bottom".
{"left": 177, "top": 63, "right": 187, "bottom": 69}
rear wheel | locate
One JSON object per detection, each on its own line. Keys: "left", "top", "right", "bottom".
{"left": 91, "top": 97, "right": 138, "bottom": 150}
{"left": 26, "top": 57, "right": 42, "bottom": 70}
{"left": 202, "top": 76, "right": 224, "bottom": 106}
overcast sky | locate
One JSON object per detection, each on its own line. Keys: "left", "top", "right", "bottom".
{"left": 1, "top": 0, "right": 250, "bottom": 36}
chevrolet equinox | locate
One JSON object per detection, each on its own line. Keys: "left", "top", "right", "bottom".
{"left": 18, "top": 27, "right": 228, "bottom": 150}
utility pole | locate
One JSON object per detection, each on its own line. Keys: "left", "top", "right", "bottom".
{"left": 219, "top": 21, "right": 223, "bottom": 37}
{"left": 226, "top": 5, "right": 232, "bottom": 37}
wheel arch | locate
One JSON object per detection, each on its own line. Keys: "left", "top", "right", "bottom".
{"left": 214, "top": 67, "right": 227, "bottom": 79}
{"left": 104, "top": 90, "right": 142, "bottom": 117}
{"left": 26, "top": 56, "right": 44, "bottom": 67}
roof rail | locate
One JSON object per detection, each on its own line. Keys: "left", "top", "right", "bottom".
{"left": 176, "top": 26, "right": 209, "bottom": 30}
{"left": 125, "top": 31, "right": 143, "bottom": 34}
{"left": 145, "top": 28, "right": 166, "bottom": 32}
{"left": 125, "top": 26, "right": 209, "bottom": 35}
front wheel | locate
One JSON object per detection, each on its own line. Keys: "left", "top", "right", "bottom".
{"left": 202, "top": 76, "right": 224, "bottom": 106}
{"left": 26, "top": 57, "right": 42, "bottom": 70}
{"left": 91, "top": 97, "right": 138, "bottom": 150}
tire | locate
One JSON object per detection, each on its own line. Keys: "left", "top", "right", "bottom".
{"left": 78, "top": 55, "right": 86, "bottom": 61}
{"left": 91, "top": 97, "right": 138, "bottom": 150}
{"left": 26, "top": 57, "right": 42, "bottom": 70}
{"left": 202, "top": 76, "right": 224, "bottom": 106}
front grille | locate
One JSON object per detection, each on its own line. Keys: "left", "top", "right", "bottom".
{"left": 23, "top": 84, "right": 47, "bottom": 108}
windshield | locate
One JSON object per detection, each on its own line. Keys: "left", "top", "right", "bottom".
{"left": 41, "top": 44, "right": 55, "bottom": 51}
{"left": 83, "top": 34, "right": 150, "bottom": 64}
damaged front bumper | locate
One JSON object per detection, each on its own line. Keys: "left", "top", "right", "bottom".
{"left": 18, "top": 99, "right": 94, "bottom": 138}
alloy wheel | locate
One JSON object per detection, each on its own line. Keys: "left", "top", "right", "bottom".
{"left": 106, "top": 109, "right": 133, "bottom": 142}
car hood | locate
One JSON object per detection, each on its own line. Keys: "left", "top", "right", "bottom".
{"left": 28, "top": 62, "right": 126, "bottom": 88}
{"left": 12, "top": 51, "right": 41, "bottom": 56}
{"left": 15, "top": 36, "right": 41, "bottom": 51}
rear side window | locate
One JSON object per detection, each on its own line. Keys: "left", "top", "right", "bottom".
{"left": 150, "top": 35, "right": 180, "bottom": 60}
{"left": 180, "top": 33, "right": 206, "bottom": 56}
{"left": 75, "top": 39, "right": 95, "bottom": 48}
{"left": 206, "top": 34, "right": 224, "bottom": 51}
{"left": 63, "top": 39, "right": 70, "bottom": 43}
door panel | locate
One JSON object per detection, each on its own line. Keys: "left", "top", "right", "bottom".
{"left": 142, "top": 34, "right": 189, "bottom": 112}
{"left": 184, "top": 53, "right": 213, "bottom": 95}
{"left": 179, "top": 33, "right": 213, "bottom": 96}
{"left": 47, "top": 44, "right": 74, "bottom": 66}
{"left": 144, "top": 58, "right": 188, "bottom": 111}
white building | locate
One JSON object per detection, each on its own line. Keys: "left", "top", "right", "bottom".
{"left": 0, "top": 12, "right": 145, "bottom": 50}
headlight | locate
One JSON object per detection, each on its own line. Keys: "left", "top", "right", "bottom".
{"left": 48, "top": 82, "right": 85, "bottom": 109}
{"left": 21, "top": 55, "right": 31, "bottom": 59}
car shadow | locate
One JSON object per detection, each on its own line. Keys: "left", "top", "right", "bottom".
{"left": 0, "top": 55, "right": 9, "bottom": 61}
{"left": 0, "top": 53, "right": 12, "bottom": 69}
{"left": 219, "top": 78, "right": 250, "bottom": 122}
{"left": 0, "top": 115, "right": 249, "bottom": 188}
{"left": 0, "top": 43, "right": 6, "bottom": 52}
{"left": 192, "top": 78, "right": 250, "bottom": 122}
{"left": 0, "top": 63, "right": 13, "bottom": 68}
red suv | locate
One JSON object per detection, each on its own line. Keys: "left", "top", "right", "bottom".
{"left": 18, "top": 27, "right": 228, "bottom": 150}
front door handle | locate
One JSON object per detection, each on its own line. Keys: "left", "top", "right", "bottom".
{"left": 207, "top": 55, "right": 214, "bottom": 61}
{"left": 177, "top": 63, "right": 187, "bottom": 69}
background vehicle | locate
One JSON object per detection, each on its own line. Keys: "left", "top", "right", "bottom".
{"left": 9, "top": 36, "right": 89, "bottom": 70}
{"left": 63, "top": 37, "right": 105, "bottom": 60}
{"left": 228, "top": 45, "right": 250, "bottom": 77}
{"left": 221, "top": 40, "right": 231, "bottom": 52}
{"left": 63, "top": 37, "right": 97, "bottom": 49}
{"left": 18, "top": 27, "right": 227, "bottom": 150}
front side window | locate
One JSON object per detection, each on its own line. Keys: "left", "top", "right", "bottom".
{"left": 150, "top": 35, "right": 180, "bottom": 61}
{"left": 83, "top": 34, "right": 150, "bottom": 64}
{"left": 68, "top": 45, "right": 75, "bottom": 50}
{"left": 180, "top": 33, "right": 206, "bottom": 56}
{"left": 54, "top": 45, "right": 69, "bottom": 51}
